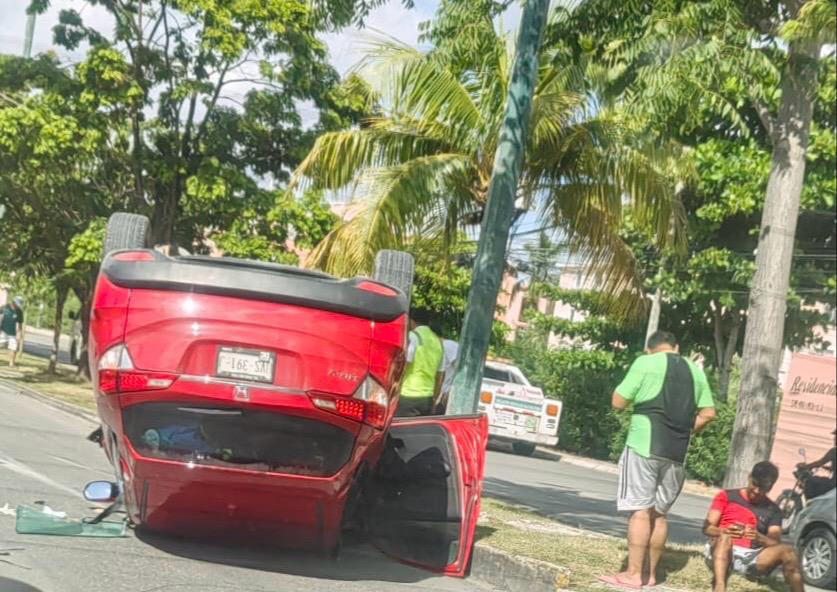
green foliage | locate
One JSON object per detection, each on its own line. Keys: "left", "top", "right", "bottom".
{"left": 210, "top": 190, "right": 337, "bottom": 265}
{"left": 28, "top": 0, "right": 380, "bottom": 246}
{"left": 411, "top": 260, "right": 508, "bottom": 352}
{"left": 411, "top": 263, "right": 471, "bottom": 337}
{"left": 782, "top": 0, "right": 837, "bottom": 43}
{"left": 506, "top": 287, "right": 645, "bottom": 458}
{"left": 685, "top": 396, "right": 736, "bottom": 485}
{"left": 65, "top": 219, "right": 107, "bottom": 280}
{"left": 506, "top": 329, "right": 626, "bottom": 459}
{"left": 295, "top": 1, "right": 684, "bottom": 319}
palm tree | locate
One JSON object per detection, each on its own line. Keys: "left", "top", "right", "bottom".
{"left": 291, "top": 14, "right": 682, "bottom": 315}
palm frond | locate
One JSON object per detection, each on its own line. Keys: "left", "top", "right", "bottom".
{"left": 289, "top": 126, "right": 443, "bottom": 192}
{"left": 540, "top": 181, "right": 647, "bottom": 321}
{"left": 307, "top": 153, "right": 479, "bottom": 276}
{"left": 355, "top": 39, "right": 484, "bottom": 152}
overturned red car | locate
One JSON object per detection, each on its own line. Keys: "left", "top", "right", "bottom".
{"left": 86, "top": 214, "right": 488, "bottom": 577}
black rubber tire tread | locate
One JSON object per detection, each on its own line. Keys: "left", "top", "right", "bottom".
{"left": 103, "top": 213, "right": 150, "bottom": 256}
{"left": 512, "top": 441, "right": 537, "bottom": 457}
{"left": 800, "top": 526, "right": 837, "bottom": 589}
{"left": 373, "top": 250, "right": 415, "bottom": 302}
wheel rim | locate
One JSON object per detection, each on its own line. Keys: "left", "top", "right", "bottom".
{"left": 803, "top": 536, "right": 833, "bottom": 581}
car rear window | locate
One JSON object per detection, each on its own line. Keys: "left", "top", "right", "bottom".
{"left": 123, "top": 403, "right": 354, "bottom": 477}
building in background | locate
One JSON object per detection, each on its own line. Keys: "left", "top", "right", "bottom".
{"left": 496, "top": 257, "right": 597, "bottom": 343}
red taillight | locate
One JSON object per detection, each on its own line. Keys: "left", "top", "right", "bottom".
{"left": 117, "top": 371, "right": 175, "bottom": 393}
{"left": 356, "top": 281, "right": 397, "bottom": 297}
{"left": 335, "top": 398, "right": 366, "bottom": 422}
{"left": 310, "top": 377, "right": 390, "bottom": 429}
{"left": 112, "top": 251, "right": 155, "bottom": 262}
{"left": 97, "top": 344, "right": 175, "bottom": 394}
{"left": 365, "top": 402, "right": 387, "bottom": 428}
{"left": 99, "top": 369, "right": 118, "bottom": 394}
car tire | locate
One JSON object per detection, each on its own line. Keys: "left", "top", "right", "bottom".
{"left": 103, "top": 213, "right": 150, "bottom": 256}
{"left": 512, "top": 442, "right": 537, "bottom": 457}
{"left": 373, "top": 250, "right": 415, "bottom": 301}
{"left": 800, "top": 526, "right": 837, "bottom": 589}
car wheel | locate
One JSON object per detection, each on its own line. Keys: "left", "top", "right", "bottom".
{"left": 373, "top": 250, "right": 415, "bottom": 301}
{"left": 103, "top": 212, "right": 150, "bottom": 256}
{"left": 512, "top": 442, "right": 537, "bottom": 457}
{"left": 801, "top": 527, "right": 836, "bottom": 589}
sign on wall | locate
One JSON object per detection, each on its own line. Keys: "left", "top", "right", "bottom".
{"left": 770, "top": 353, "right": 837, "bottom": 492}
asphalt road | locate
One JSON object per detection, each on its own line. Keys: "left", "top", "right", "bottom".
{"left": 0, "top": 383, "right": 486, "bottom": 592}
{"left": 483, "top": 446, "right": 710, "bottom": 545}
{"left": 22, "top": 332, "right": 72, "bottom": 366}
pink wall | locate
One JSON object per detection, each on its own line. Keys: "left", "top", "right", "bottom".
{"left": 770, "top": 353, "right": 837, "bottom": 492}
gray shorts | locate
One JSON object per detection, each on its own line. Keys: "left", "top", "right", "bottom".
{"left": 0, "top": 332, "right": 17, "bottom": 352}
{"left": 617, "top": 447, "right": 686, "bottom": 514}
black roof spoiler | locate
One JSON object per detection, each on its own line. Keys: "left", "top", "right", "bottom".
{"left": 101, "top": 250, "right": 409, "bottom": 323}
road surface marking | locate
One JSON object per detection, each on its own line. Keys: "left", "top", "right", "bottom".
{"left": 0, "top": 452, "right": 81, "bottom": 499}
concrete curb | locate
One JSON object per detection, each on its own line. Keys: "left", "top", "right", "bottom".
{"left": 471, "top": 543, "right": 571, "bottom": 592}
{"left": 0, "top": 378, "right": 98, "bottom": 425}
{"left": 536, "top": 447, "right": 717, "bottom": 499}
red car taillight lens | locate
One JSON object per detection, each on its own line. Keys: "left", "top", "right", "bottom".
{"left": 310, "top": 377, "right": 390, "bottom": 429}
{"left": 335, "top": 398, "right": 366, "bottom": 422}
{"left": 97, "top": 344, "right": 175, "bottom": 394}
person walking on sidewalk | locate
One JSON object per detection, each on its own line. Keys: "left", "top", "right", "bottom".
{"left": 396, "top": 311, "right": 444, "bottom": 417}
{"left": 1, "top": 296, "right": 25, "bottom": 368}
{"left": 599, "top": 330, "right": 717, "bottom": 589}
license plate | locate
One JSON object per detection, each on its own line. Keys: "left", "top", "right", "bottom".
{"left": 496, "top": 410, "right": 515, "bottom": 425}
{"left": 216, "top": 347, "right": 275, "bottom": 383}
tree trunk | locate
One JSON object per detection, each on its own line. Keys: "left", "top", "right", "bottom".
{"left": 47, "top": 283, "right": 69, "bottom": 375}
{"left": 73, "top": 274, "right": 95, "bottom": 379}
{"left": 152, "top": 190, "right": 178, "bottom": 247}
{"left": 714, "top": 308, "right": 742, "bottom": 403}
{"left": 645, "top": 287, "right": 663, "bottom": 347}
{"left": 724, "top": 39, "right": 820, "bottom": 488}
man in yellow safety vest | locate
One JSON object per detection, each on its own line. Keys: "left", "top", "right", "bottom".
{"left": 396, "top": 311, "right": 444, "bottom": 417}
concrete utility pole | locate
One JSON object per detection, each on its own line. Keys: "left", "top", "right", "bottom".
{"left": 23, "top": 12, "right": 36, "bottom": 58}
{"left": 447, "top": 0, "right": 551, "bottom": 416}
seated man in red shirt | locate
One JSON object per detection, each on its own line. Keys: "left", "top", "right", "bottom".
{"left": 703, "top": 461, "right": 804, "bottom": 592}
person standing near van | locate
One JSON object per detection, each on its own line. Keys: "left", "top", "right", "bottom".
{"left": 600, "top": 331, "right": 717, "bottom": 589}
{"left": 397, "top": 311, "right": 444, "bottom": 417}
{"left": 434, "top": 338, "right": 459, "bottom": 414}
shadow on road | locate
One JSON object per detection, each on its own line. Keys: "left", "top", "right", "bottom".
{"left": 483, "top": 475, "right": 705, "bottom": 544}
{"left": 135, "top": 529, "right": 444, "bottom": 585}
{"left": 0, "top": 577, "right": 43, "bottom": 592}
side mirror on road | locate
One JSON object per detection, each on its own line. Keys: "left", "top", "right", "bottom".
{"left": 83, "top": 481, "right": 119, "bottom": 503}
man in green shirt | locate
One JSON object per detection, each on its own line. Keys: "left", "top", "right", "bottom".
{"left": 396, "top": 311, "right": 444, "bottom": 417}
{"left": 600, "top": 331, "right": 716, "bottom": 590}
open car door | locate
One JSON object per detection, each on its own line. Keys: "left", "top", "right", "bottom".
{"left": 363, "top": 414, "right": 488, "bottom": 577}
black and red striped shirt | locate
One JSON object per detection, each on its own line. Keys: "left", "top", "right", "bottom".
{"left": 710, "top": 488, "right": 782, "bottom": 549}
